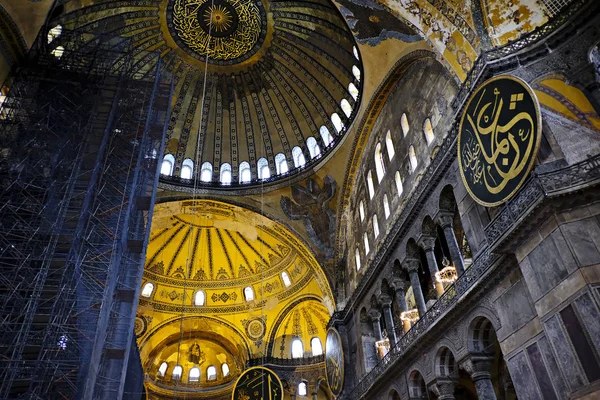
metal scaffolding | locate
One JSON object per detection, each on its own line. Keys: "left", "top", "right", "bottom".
{"left": 0, "top": 27, "right": 173, "bottom": 399}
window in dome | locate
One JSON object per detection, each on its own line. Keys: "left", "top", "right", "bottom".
{"left": 311, "top": 337, "right": 323, "bottom": 356}
{"left": 395, "top": 171, "right": 403, "bottom": 197}
{"left": 181, "top": 158, "right": 194, "bottom": 179}
{"left": 340, "top": 99, "right": 352, "bottom": 118}
{"left": 207, "top": 365, "right": 217, "bottom": 381}
{"left": 331, "top": 113, "right": 344, "bottom": 133}
{"left": 320, "top": 126, "right": 333, "bottom": 147}
{"left": 348, "top": 83, "right": 359, "bottom": 101}
{"left": 239, "top": 161, "right": 251, "bottom": 183}
{"left": 257, "top": 158, "right": 270, "bottom": 180}
{"left": 298, "top": 382, "right": 308, "bottom": 396}
{"left": 194, "top": 290, "right": 205, "bottom": 306}
{"left": 355, "top": 248, "right": 361, "bottom": 271}
{"left": 353, "top": 46, "right": 359, "bottom": 60}
{"left": 364, "top": 233, "right": 370, "bottom": 254}
{"left": 275, "top": 153, "right": 288, "bottom": 175}
{"left": 385, "top": 130, "right": 395, "bottom": 161}
{"left": 200, "top": 162, "right": 213, "bottom": 182}
{"left": 189, "top": 367, "right": 200, "bottom": 382}
{"left": 292, "top": 146, "right": 306, "bottom": 168}
{"left": 359, "top": 200, "right": 365, "bottom": 222}
{"left": 220, "top": 163, "right": 232, "bottom": 185}
{"left": 424, "top": 118, "right": 434, "bottom": 145}
{"left": 373, "top": 215, "right": 379, "bottom": 238}
{"left": 409, "top": 145, "right": 418, "bottom": 172}
{"left": 244, "top": 286, "right": 254, "bottom": 302}
{"left": 172, "top": 365, "right": 182, "bottom": 380}
{"left": 47, "top": 25, "right": 62, "bottom": 44}
{"left": 374, "top": 143, "right": 385, "bottom": 183}
{"left": 292, "top": 339, "right": 304, "bottom": 358}
{"left": 51, "top": 46, "right": 65, "bottom": 59}
{"left": 158, "top": 362, "right": 168, "bottom": 377}
{"left": 222, "top": 363, "right": 230, "bottom": 377}
{"left": 161, "top": 154, "right": 175, "bottom": 176}
{"left": 307, "top": 137, "right": 321, "bottom": 159}
{"left": 352, "top": 65, "right": 361, "bottom": 82}
{"left": 367, "top": 171, "right": 375, "bottom": 200}
{"left": 141, "top": 282, "right": 154, "bottom": 298}
{"left": 401, "top": 113, "right": 409, "bottom": 136}
{"left": 281, "top": 271, "right": 292, "bottom": 287}
{"left": 383, "top": 195, "right": 390, "bottom": 219}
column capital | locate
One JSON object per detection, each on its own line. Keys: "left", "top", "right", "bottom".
{"left": 390, "top": 277, "right": 409, "bottom": 291}
{"left": 435, "top": 210, "right": 455, "bottom": 228}
{"left": 402, "top": 257, "right": 420, "bottom": 273}
{"left": 460, "top": 354, "right": 494, "bottom": 380}
{"left": 368, "top": 309, "right": 381, "bottom": 321}
{"left": 431, "top": 377, "right": 458, "bottom": 400}
{"left": 417, "top": 234, "right": 437, "bottom": 251}
{"left": 378, "top": 293, "right": 393, "bottom": 307}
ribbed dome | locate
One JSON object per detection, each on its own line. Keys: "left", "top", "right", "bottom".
{"left": 52, "top": 0, "right": 363, "bottom": 191}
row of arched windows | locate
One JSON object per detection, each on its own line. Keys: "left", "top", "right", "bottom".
{"left": 291, "top": 337, "right": 323, "bottom": 358}
{"left": 354, "top": 114, "right": 436, "bottom": 271}
{"left": 157, "top": 362, "right": 230, "bottom": 382}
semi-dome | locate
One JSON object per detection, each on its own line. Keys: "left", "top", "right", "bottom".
{"left": 51, "top": 0, "right": 363, "bottom": 192}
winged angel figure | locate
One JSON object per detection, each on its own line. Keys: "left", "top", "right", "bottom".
{"left": 280, "top": 175, "right": 337, "bottom": 257}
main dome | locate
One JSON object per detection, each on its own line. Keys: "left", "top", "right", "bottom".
{"left": 52, "top": 0, "right": 363, "bottom": 192}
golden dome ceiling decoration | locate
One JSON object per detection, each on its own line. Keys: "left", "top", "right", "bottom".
{"left": 53, "top": 0, "right": 363, "bottom": 192}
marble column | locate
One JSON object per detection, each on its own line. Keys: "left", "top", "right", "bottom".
{"left": 436, "top": 210, "right": 465, "bottom": 275}
{"left": 462, "top": 356, "right": 497, "bottom": 400}
{"left": 404, "top": 258, "right": 427, "bottom": 317}
{"left": 368, "top": 309, "right": 383, "bottom": 341}
{"left": 390, "top": 278, "right": 410, "bottom": 333}
{"left": 378, "top": 294, "right": 397, "bottom": 344}
{"left": 418, "top": 235, "right": 444, "bottom": 297}
{"left": 432, "top": 377, "right": 457, "bottom": 400}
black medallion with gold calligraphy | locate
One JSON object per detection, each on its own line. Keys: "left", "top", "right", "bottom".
{"left": 458, "top": 75, "right": 542, "bottom": 207}
{"left": 232, "top": 366, "right": 283, "bottom": 400}
{"left": 325, "top": 328, "right": 344, "bottom": 397}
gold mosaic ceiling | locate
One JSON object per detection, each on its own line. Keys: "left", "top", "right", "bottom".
{"left": 53, "top": 0, "right": 363, "bottom": 191}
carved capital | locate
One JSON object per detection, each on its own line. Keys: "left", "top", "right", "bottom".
{"left": 378, "top": 294, "right": 393, "bottom": 307}
{"left": 368, "top": 309, "right": 381, "bottom": 321}
{"left": 433, "top": 377, "right": 458, "bottom": 399}
{"left": 460, "top": 354, "right": 494, "bottom": 380}
{"left": 417, "top": 234, "right": 437, "bottom": 251}
{"left": 390, "top": 277, "right": 409, "bottom": 292}
{"left": 402, "top": 257, "right": 420, "bottom": 273}
{"left": 459, "top": 358, "right": 473, "bottom": 376}
{"left": 435, "top": 210, "right": 455, "bottom": 228}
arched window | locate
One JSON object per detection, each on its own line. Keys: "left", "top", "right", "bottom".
{"left": 189, "top": 367, "right": 200, "bottom": 382}
{"left": 352, "top": 65, "right": 361, "bottom": 82}
{"left": 353, "top": 46, "right": 359, "bottom": 60}
{"left": 281, "top": 271, "right": 292, "bottom": 287}
{"left": 364, "top": 233, "right": 370, "bottom": 254}
{"left": 355, "top": 248, "right": 361, "bottom": 271}
{"left": 383, "top": 195, "right": 390, "bottom": 219}
{"left": 244, "top": 286, "right": 254, "bottom": 302}
{"left": 340, "top": 99, "right": 352, "bottom": 118}
{"left": 367, "top": 171, "right": 375, "bottom": 199}
{"left": 220, "top": 163, "right": 232, "bottom": 184}
{"left": 409, "top": 145, "right": 418, "bottom": 172}
{"left": 51, "top": 46, "right": 65, "bottom": 59}
{"left": 374, "top": 143, "right": 385, "bottom": 183}
{"left": 298, "top": 382, "right": 308, "bottom": 396}
{"left": 141, "top": 282, "right": 154, "bottom": 298}
{"left": 257, "top": 158, "right": 270, "bottom": 180}
{"left": 200, "top": 162, "right": 213, "bottom": 182}
{"left": 307, "top": 137, "right": 321, "bottom": 159}
{"left": 48, "top": 25, "right": 62, "bottom": 44}
{"left": 158, "top": 362, "right": 168, "bottom": 377}
{"left": 395, "top": 171, "right": 403, "bottom": 197}
{"left": 348, "top": 83, "right": 359, "bottom": 101}
{"left": 385, "top": 130, "right": 395, "bottom": 160}
{"left": 424, "top": 118, "right": 434, "bottom": 145}
{"left": 320, "top": 126, "right": 333, "bottom": 147}
{"left": 172, "top": 365, "right": 183, "bottom": 380}
{"left": 359, "top": 200, "right": 365, "bottom": 222}
{"left": 221, "top": 363, "right": 230, "bottom": 377}
{"left": 161, "top": 154, "right": 175, "bottom": 176}
{"left": 291, "top": 339, "right": 304, "bottom": 358}
{"left": 292, "top": 146, "right": 306, "bottom": 168}
{"left": 311, "top": 337, "right": 323, "bottom": 356}
{"left": 373, "top": 215, "right": 379, "bottom": 238}
{"left": 207, "top": 365, "right": 217, "bottom": 381}
{"left": 275, "top": 153, "right": 288, "bottom": 175}
{"left": 181, "top": 158, "right": 194, "bottom": 179}
{"left": 331, "top": 113, "right": 344, "bottom": 133}
{"left": 401, "top": 113, "right": 409, "bottom": 136}
{"left": 239, "top": 161, "right": 251, "bottom": 183}
{"left": 194, "top": 290, "right": 205, "bottom": 306}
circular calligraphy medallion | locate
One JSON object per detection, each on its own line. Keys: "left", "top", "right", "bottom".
{"left": 134, "top": 316, "right": 148, "bottom": 338}
{"left": 325, "top": 328, "right": 344, "bottom": 397}
{"left": 457, "top": 75, "right": 542, "bottom": 207}
{"left": 245, "top": 318, "right": 266, "bottom": 341}
{"left": 167, "top": 0, "right": 267, "bottom": 65}
{"left": 232, "top": 366, "right": 283, "bottom": 400}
